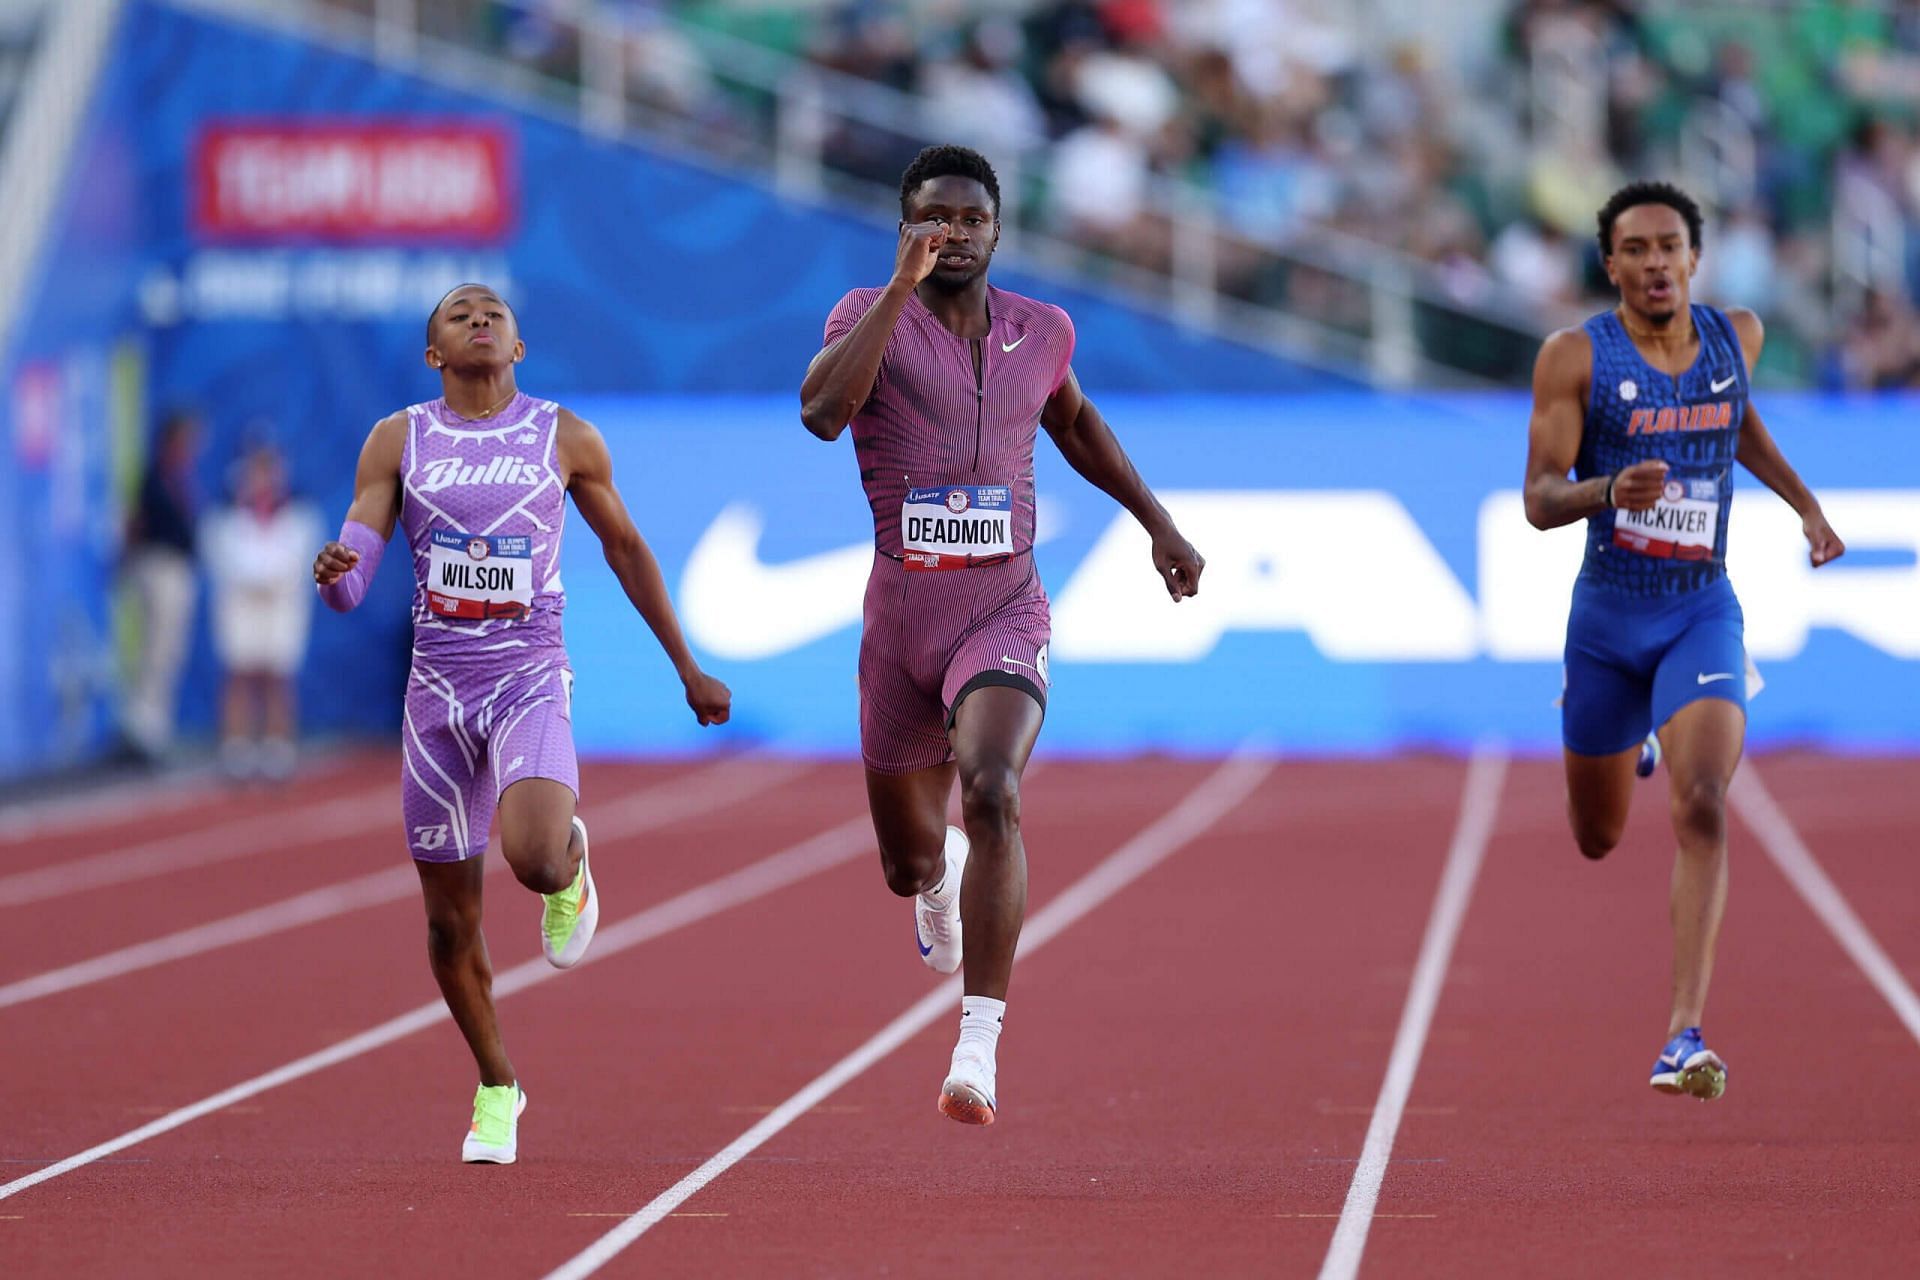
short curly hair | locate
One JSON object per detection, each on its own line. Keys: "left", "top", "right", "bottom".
{"left": 899, "top": 144, "right": 1001, "bottom": 218}
{"left": 1596, "top": 181, "right": 1703, "bottom": 258}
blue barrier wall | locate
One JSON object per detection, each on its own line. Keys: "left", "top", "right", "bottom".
{"left": 0, "top": 53, "right": 147, "bottom": 774}
{"left": 0, "top": 0, "right": 1357, "bottom": 774}
{"left": 552, "top": 392, "right": 1920, "bottom": 756}
{"left": 6, "top": 2, "right": 1915, "bottom": 768}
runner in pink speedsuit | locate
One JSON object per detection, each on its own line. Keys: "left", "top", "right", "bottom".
{"left": 800, "top": 146, "right": 1205, "bottom": 1126}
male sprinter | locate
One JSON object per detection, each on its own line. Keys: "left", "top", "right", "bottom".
{"left": 1524, "top": 183, "right": 1844, "bottom": 1100}
{"left": 800, "top": 145, "right": 1204, "bottom": 1124}
{"left": 314, "top": 284, "right": 730, "bottom": 1161}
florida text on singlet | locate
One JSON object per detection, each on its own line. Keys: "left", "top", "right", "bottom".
{"left": 1575, "top": 303, "right": 1746, "bottom": 598}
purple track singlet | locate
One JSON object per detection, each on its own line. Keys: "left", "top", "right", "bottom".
{"left": 396, "top": 394, "right": 579, "bottom": 861}
{"left": 823, "top": 285, "right": 1074, "bottom": 773}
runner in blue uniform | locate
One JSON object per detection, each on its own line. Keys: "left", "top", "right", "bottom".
{"left": 1523, "top": 182, "right": 1845, "bottom": 1101}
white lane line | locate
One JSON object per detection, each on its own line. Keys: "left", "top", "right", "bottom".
{"left": 0, "top": 757, "right": 801, "bottom": 1011}
{"left": 0, "top": 756, "right": 774, "bottom": 910}
{"left": 0, "top": 753, "right": 360, "bottom": 842}
{"left": 0, "top": 774, "right": 226, "bottom": 843}
{"left": 1317, "top": 747, "right": 1507, "bottom": 1280}
{"left": 0, "top": 807, "right": 876, "bottom": 1204}
{"left": 540, "top": 752, "right": 1276, "bottom": 1280}
{"left": 0, "top": 789, "right": 392, "bottom": 908}
{"left": 1731, "top": 761, "right": 1920, "bottom": 1049}
{"left": 0, "top": 864, "right": 418, "bottom": 1009}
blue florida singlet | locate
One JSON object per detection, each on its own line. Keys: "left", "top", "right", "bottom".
{"left": 1559, "top": 304, "right": 1753, "bottom": 756}
{"left": 1574, "top": 304, "right": 1747, "bottom": 597}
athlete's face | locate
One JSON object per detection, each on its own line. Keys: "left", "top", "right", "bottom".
{"left": 902, "top": 176, "right": 999, "bottom": 292}
{"left": 426, "top": 287, "right": 525, "bottom": 374}
{"left": 1605, "top": 204, "right": 1698, "bottom": 324}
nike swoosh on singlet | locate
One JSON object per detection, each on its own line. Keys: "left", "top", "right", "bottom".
{"left": 1710, "top": 375, "right": 1737, "bottom": 393}
{"left": 1697, "top": 672, "right": 1736, "bottom": 684}
{"left": 1000, "top": 335, "right": 1027, "bottom": 353}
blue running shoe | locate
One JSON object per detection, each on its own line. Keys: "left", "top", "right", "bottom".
{"left": 1650, "top": 1027, "right": 1726, "bottom": 1100}
{"left": 1635, "top": 733, "right": 1662, "bottom": 778}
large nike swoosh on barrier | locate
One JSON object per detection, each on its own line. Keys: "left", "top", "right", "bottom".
{"left": 679, "top": 503, "right": 872, "bottom": 659}
{"left": 679, "top": 501, "right": 1062, "bottom": 661}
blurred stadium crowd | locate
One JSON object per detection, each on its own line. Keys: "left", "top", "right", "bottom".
{"left": 406, "top": 0, "right": 1920, "bottom": 388}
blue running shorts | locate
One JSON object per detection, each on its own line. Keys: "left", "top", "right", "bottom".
{"left": 1562, "top": 575, "right": 1749, "bottom": 757}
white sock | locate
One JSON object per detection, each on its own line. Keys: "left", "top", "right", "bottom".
{"left": 956, "top": 996, "right": 1005, "bottom": 1060}
{"left": 919, "top": 830, "right": 963, "bottom": 910}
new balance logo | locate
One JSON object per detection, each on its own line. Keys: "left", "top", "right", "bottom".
{"left": 418, "top": 456, "right": 543, "bottom": 493}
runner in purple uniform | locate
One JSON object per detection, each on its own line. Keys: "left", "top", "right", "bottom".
{"left": 800, "top": 146, "right": 1205, "bottom": 1125}
{"left": 313, "top": 283, "right": 731, "bottom": 1163}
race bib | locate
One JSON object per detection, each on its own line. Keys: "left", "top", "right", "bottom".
{"left": 901, "top": 485, "right": 1014, "bottom": 571}
{"left": 1613, "top": 477, "right": 1719, "bottom": 560}
{"left": 426, "top": 529, "right": 534, "bottom": 619}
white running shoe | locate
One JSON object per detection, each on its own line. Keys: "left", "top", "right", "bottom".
{"left": 913, "top": 825, "right": 968, "bottom": 974}
{"left": 938, "top": 1050, "right": 997, "bottom": 1126}
{"left": 462, "top": 1083, "right": 527, "bottom": 1164}
{"left": 540, "top": 816, "right": 598, "bottom": 969}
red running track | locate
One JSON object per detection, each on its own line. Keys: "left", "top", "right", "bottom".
{"left": 0, "top": 751, "right": 1914, "bottom": 1278}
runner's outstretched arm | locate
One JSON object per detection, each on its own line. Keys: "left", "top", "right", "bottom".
{"left": 1523, "top": 328, "right": 1667, "bottom": 528}
{"left": 1040, "top": 369, "right": 1204, "bottom": 600}
{"left": 799, "top": 221, "right": 947, "bottom": 439}
{"left": 557, "top": 409, "right": 731, "bottom": 725}
{"left": 313, "top": 413, "right": 405, "bottom": 610}
{"left": 1723, "top": 310, "right": 1845, "bottom": 568}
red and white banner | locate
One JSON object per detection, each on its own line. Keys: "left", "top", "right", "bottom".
{"left": 194, "top": 121, "right": 516, "bottom": 241}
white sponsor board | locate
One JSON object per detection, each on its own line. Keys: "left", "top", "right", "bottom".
{"left": 681, "top": 490, "right": 1920, "bottom": 664}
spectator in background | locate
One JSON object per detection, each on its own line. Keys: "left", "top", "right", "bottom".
{"left": 121, "top": 409, "right": 201, "bottom": 763}
{"left": 201, "top": 433, "right": 322, "bottom": 781}
{"left": 1052, "top": 110, "right": 1167, "bottom": 270}
{"left": 919, "top": 19, "right": 1047, "bottom": 161}
{"left": 1700, "top": 203, "right": 1778, "bottom": 313}
{"left": 1490, "top": 214, "right": 1579, "bottom": 309}
{"left": 1839, "top": 286, "right": 1920, "bottom": 388}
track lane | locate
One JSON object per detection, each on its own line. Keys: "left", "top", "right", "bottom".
{"left": 0, "top": 751, "right": 394, "bottom": 873}
{"left": 0, "top": 758, "right": 755, "bottom": 981}
{"left": 1730, "top": 753, "right": 1920, "bottom": 1037}
{"left": 0, "top": 761, "right": 1214, "bottom": 1277}
{"left": 1365, "top": 755, "right": 1920, "bottom": 1279}
{"left": 577, "top": 757, "right": 1477, "bottom": 1280}
{"left": 0, "top": 761, "right": 848, "bottom": 1183}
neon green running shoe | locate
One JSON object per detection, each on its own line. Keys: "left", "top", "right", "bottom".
{"left": 541, "top": 815, "right": 598, "bottom": 969}
{"left": 462, "top": 1083, "right": 527, "bottom": 1164}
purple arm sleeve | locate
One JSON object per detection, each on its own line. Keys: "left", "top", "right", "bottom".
{"left": 316, "top": 520, "right": 388, "bottom": 613}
